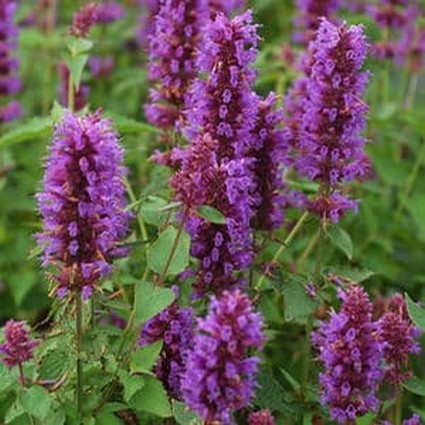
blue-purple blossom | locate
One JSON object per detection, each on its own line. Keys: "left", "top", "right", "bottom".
{"left": 0, "top": 0, "right": 22, "bottom": 122}
{"left": 181, "top": 290, "right": 265, "bottom": 424}
{"left": 89, "top": 56, "right": 115, "bottom": 78}
{"left": 0, "top": 320, "right": 39, "bottom": 369}
{"left": 312, "top": 285, "right": 384, "bottom": 424}
{"left": 139, "top": 287, "right": 194, "bottom": 399}
{"left": 286, "top": 18, "right": 370, "bottom": 223}
{"left": 145, "top": 0, "right": 207, "bottom": 131}
{"left": 36, "top": 110, "right": 130, "bottom": 298}
{"left": 96, "top": 2, "right": 126, "bottom": 24}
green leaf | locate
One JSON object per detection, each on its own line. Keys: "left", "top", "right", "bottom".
{"left": 326, "top": 225, "right": 354, "bottom": 260}
{"left": 280, "top": 368, "right": 301, "bottom": 392}
{"left": 0, "top": 362, "right": 15, "bottom": 393}
{"left": 43, "top": 406, "right": 66, "bottom": 425}
{"left": 119, "top": 371, "right": 145, "bottom": 403}
{"left": 405, "top": 293, "right": 425, "bottom": 332}
{"left": 134, "top": 282, "right": 175, "bottom": 326}
{"left": 281, "top": 276, "right": 318, "bottom": 324}
{"left": 172, "top": 401, "right": 201, "bottom": 425}
{"left": 147, "top": 226, "right": 191, "bottom": 276}
{"left": 404, "top": 377, "right": 425, "bottom": 397}
{"left": 197, "top": 206, "right": 226, "bottom": 224}
{"left": 96, "top": 411, "right": 123, "bottom": 425}
{"left": 65, "top": 54, "right": 88, "bottom": 89}
{"left": 356, "top": 413, "right": 377, "bottom": 425}
{"left": 20, "top": 386, "right": 51, "bottom": 421}
{"left": 0, "top": 117, "right": 52, "bottom": 149}
{"left": 9, "top": 272, "right": 37, "bottom": 308}
{"left": 50, "top": 101, "right": 65, "bottom": 124}
{"left": 138, "top": 196, "right": 170, "bottom": 226}
{"left": 67, "top": 37, "right": 94, "bottom": 55}
{"left": 131, "top": 340, "right": 163, "bottom": 374}
{"left": 325, "top": 266, "right": 375, "bottom": 283}
{"left": 39, "top": 349, "right": 69, "bottom": 380}
{"left": 128, "top": 375, "right": 171, "bottom": 418}
{"left": 5, "top": 401, "right": 25, "bottom": 424}
{"left": 407, "top": 193, "right": 425, "bottom": 242}
{"left": 104, "top": 112, "right": 161, "bottom": 135}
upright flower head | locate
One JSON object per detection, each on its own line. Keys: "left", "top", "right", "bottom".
{"left": 145, "top": 0, "right": 207, "bottom": 131}
{"left": 312, "top": 285, "right": 384, "bottom": 424}
{"left": 293, "top": 0, "right": 341, "bottom": 44}
{"left": 69, "top": 2, "right": 98, "bottom": 38}
{"left": 139, "top": 287, "right": 194, "bottom": 399}
{"left": 37, "top": 110, "right": 130, "bottom": 299}
{"left": 248, "top": 409, "right": 276, "bottom": 425}
{"left": 0, "top": 320, "right": 39, "bottom": 369}
{"left": 287, "top": 19, "right": 370, "bottom": 222}
{"left": 0, "top": 0, "right": 22, "bottom": 122}
{"left": 379, "top": 293, "right": 421, "bottom": 386}
{"left": 181, "top": 290, "right": 265, "bottom": 424}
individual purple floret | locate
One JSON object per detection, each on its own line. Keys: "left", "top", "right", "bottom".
{"left": 36, "top": 110, "right": 130, "bottom": 298}
{"left": 96, "top": 2, "right": 126, "bottom": 24}
{"left": 0, "top": 320, "right": 39, "bottom": 369}
{"left": 251, "top": 94, "right": 287, "bottom": 231}
{"left": 0, "top": 0, "right": 22, "bottom": 122}
{"left": 248, "top": 409, "right": 276, "bottom": 425}
{"left": 312, "top": 284, "right": 384, "bottom": 424}
{"left": 287, "top": 18, "right": 370, "bottom": 223}
{"left": 139, "top": 287, "right": 193, "bottom": 399}
{"left": 181, "top": 290, "right": 265, "bottom": 424}
{"left": 144, "top": 0, "right": 207, "bottom": 131}
{"left": 379, "top": 293, "right": 421, "bottom": 386}
{"left": 293, "top": 0, "right": 341, "bottom": 44}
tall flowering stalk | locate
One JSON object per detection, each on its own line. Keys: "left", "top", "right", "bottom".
{"left": 36, "top": 110, "right": 130, "bottom": 299}
{"left": 285, "top": 19, "right": 370, "bottom": 223}
{"left": 312, "top": 285, "right": 384, "bottom": 424}
{"left": 293, "top": 0, "right": 341, "bottom": 44}
{"left": 173, "top": 11, "right": 259, "bottom": 295}
{"left": 144, "top": 0, "right": 207, "bottom": 132}
{"left": 181, "top": 290, "right": 265, "bottom": 424}
{"left": 0, "top": 0, "right": 22, "bottom": 122}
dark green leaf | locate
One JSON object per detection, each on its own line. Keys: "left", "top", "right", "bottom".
{"left": 405, "top": 293, "right": 425, "bottom": 332}
{"left": 326, "top": 225, "right": 354, "bottom": 260}
{"left": 404, "top": 377, "right": 425, "bottom": 397}
{"left": 0, "top": 118, "right": 52, "bottom": 149}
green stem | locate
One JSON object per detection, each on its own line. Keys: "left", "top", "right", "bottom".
{"left": 301, "top": 316, "right": 313, "bottom": 396}
{"left": 395, "top": 391, "right": 403, "bottom": 425}
{"left": 314, "top": 222, "right": 325, "bottom": 283}
{"left": 404, "top": 72, "right": 418, "bottom": 110}
{"left": 297, "top": 228, "right": 320, "bottom": 272}
{"left": 256, "top": 211, "right": 309, "bottom": 290}
{"left": 124, "top": 177, "right": 148, "bottom": 242}
{"left": 18, "top": 363, "right": 25, "bottom": 387}
{"left": 68, "top": 74, "right": 75, "bottom": 112}
{"left": 76, "top": 292, "right": 84, "bottom": 418}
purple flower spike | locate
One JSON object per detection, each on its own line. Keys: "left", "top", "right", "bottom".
{"left": 36, "top": 110, "right": 130, "bottom": 298}
{"left": 69, "top": 2, "right": 98, "bottom": 38}
{"left": 312, "top": 284, "right": 384, "bottom": 424}
{"left": 286, "top": 19, "right": 370, "bottom": 223}
{"left": 139, "top": 287, "right": 194, "bottom": 399}
{"left": 0, "top": 320, "right": 39, "bottom": 369}
{"left": 379, "top": 293, "right": 421, "bottom": 386}
{"left": 145, "top": 0, "right": 207, "bottom": 131}
{"left": 181, "top": 290, "right": 265, "bottom": 424}
{"left": 248, "top": 409, "right": 276, "bottom": 425}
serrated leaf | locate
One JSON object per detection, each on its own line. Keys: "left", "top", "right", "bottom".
{"left": 131, "top": 340, "right": 163, "bottom": 374}
{"left": 134, "top": 282, "right": 174, "bottom": 326}
{"left": 326, "top": 225, "right": 353, "bottom": 260}
{"left": 20, "top": 386, "right": 51, "bottom": 421}
{"left": 5, "top": 401, "right": 25, "bottom": 424}
{"left": 281, "top": 277, "right": 318, "bottom": 324}
{"left": 197, "top": 206, "right": 226, "bottom": 224}
{"left": 404, "top": 377, "right": 425, "bottom": 396}
{"left": 39, "top": 349, "right": 69, "bottom": 380}
{"left": 119, "top": 371, "right": 145, "bottom": 403}
{"left": 128, "top": 375, "right": 171, "bottom": 418}
{"left": 405, "top": 293, "right": 425, "bottom": 332}
{"left": 0, "top": 117, "right": 52, "bottom": 149}
{"left": 172, "top": 401, "right": 200, "bottom": 425}
{"left": 0, "top": 362, "right": 15, "bottom": 393}
{"left": 147, "top": 226, "right": 191, "bottom": 276}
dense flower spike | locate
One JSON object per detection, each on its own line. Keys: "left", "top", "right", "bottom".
{"left": 0, "top": 320, "right": 39, "bottom": 369}
{"left": 293, "top": 0, "right": 341, "bottom": 44}
{"left": 139, "top": 288, "right": 193, "bottom": 399}
{"left": 176, "top": 11, "right": 259, "bottom": 295}
{"left": 312, "top": 285, "right": 384, "bottom": 424}
{"left": 248, "top": 409, "right": 276, "bottom": 425}
{"left": 0, "top": 0, "right": 22, "bottom": 122}
{"left": 287, "top": 19, "right": 370, "bottom": 223}
{"left": 379, "top": 293, "right": 421, "bottom": 386}
{"left": 69, "top": 2, "right": 98, "bottom": 38}
{"left": 37, "top": 110, "right": 130, "bottom": 298}
{"left": 251, "top": 94, "right": 287, "bottom": 231}
{"left": 144, "top": 0, "right": 207, "bottom": 131}
{"left": 181, "top": 290, "right": 265, "bottom": 424}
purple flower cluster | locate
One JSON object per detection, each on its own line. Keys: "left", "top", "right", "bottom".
{"left": 0, "top": 0, "right": 22, "bottom": 123}
{"left": 139, "top": 288, "right": 194, "bottom": 399}
{"left": 209, "top": 0, "right": 245, "bottom": 15}
{"left": 96, "top": 2, "right": 126, "bottom": 24}
{"left": 312, "top": 285, "right": 384, "bottom": 424}
{"left": 293, "top": 0, "right": 341, "bottom": 44}
{"left": 181, "top": 290, "right": 265, "bottom": 424}
{"left": 69, "top": 2, "right": 98, "bottom": 38}
{"left": 37, "top": 110, "right": 130, "bottom": 299}
{"left": 248, "top": 409, "right": 276, "bottom": 425}
{"left": 403, "top": 414, "right": 422, "bottom": 425}
{"left": 379, "top": 293, "right": 421, "bottom": 386}
{"left": 285, "top": 19, "right": 370, "bottom": 223}
{"left": 0, "top": 320, "right": 39, "bottom": 369}
{"left": 144, "top": 0, "right": 207, "bottom": 131}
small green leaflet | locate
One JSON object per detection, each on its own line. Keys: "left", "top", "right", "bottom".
{"left": 197, "top": 205, "right": 226, "bottom": 224}
{"left": 405, "top": 293, "right": 425, "bottom": 332}
{"left": 326, "top": 225, "right": 354, "bottom": 260}
{"left": 131, "top": 340, "right": 163, "bottom": 374}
